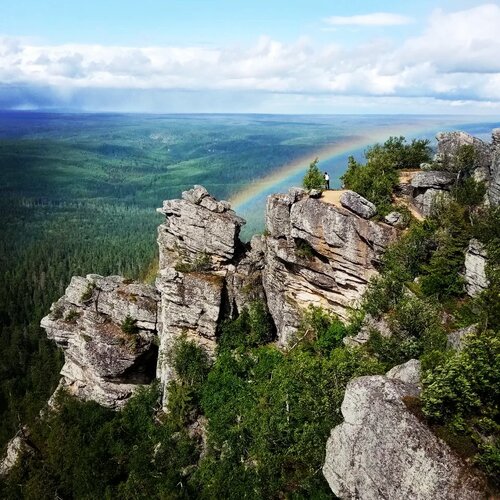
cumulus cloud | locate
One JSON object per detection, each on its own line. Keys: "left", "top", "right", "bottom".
{"left": 323, "top": 13, "right": 412, "bottom": 26}
{"left": 0, "top": 4, "right": 499, "bottom": 112}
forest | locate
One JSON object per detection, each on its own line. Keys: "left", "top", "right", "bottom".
{"left": 1, "top": 113, "right": 499, "bottom": 498}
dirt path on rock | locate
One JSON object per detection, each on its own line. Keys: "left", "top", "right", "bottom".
{"left": 320, "top": 189, "right": 347, "bottom": 207}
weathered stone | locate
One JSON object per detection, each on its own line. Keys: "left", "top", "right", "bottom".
{"left": 384, "top": 211, "right": 407, "bottom": 228}
{"left": 308, "top": 188, "right": 322, "bottom": 198}
{"left": 0, "top": 432, "right": 34, "bottom": 477}
{"left": 412, "top": 188, "right": 451, "bottom": 216}
{"left": 157, "top": 186, "right": 245, "bottom": 270}
{"left": 411, "top": 171, "right": 456, "bottom": 190}
{"left": 323, "top": 375, "right": 486, "bottom": 499}
{"left": 288, "top": 186, "right": 307, "bottom": 202}
{"left": 264, "top": 195, "right": 398, "bottom": 345}
{"left": 40, "top": 276, "right": 159, "bottom": 409}
{"left": 489, "top": 129, "right": 500, "bottom": 206}
{"left": 447, "top": 324, "right": 477, "bottom": 351}
{"left": 181, "top": 184, "right": 209, "bottom": 205}
{"left": 465, "top": 239, "right": 489, "bottom": 297}
{"left": 436, "top": 131, "right": 491, "bottom": 182}
{"left": 386, "top": 359, "right": 421, "bottom": 386}
{"left": 340, "top": 190, "right": 377, "bottom": 219}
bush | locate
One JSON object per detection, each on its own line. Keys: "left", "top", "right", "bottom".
{"left": 422, "top": 329, "right": 500, "bottom": 485}
{"left": 302, "top": 157, "right": 325, "bottom": 190}
{"left": 169, "top": 335, "right": 211, "bottom": 388}
{"left": 175, "top": 252, "right": 211, "bottom": 273}
{"left": 121, "top": 315, "right": 139, "bottom": 335}
{"left": 218, "top": 300, "right": 274, "bottom": 351}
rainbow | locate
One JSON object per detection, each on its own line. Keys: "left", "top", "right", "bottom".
{"left": 229, "top": 117, "right": 472, "bottom": 212}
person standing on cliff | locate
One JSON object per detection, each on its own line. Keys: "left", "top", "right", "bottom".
{"left": 324, "top": 171, "right": 330, "bottom": 190}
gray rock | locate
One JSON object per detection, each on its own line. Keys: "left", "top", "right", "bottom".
{"left": 40, "top": 276, "right": 159, "bottom": 409}
{"left": 384, "top": 211, "right": 407, "bottom": 228}
{"left": 412, "top": 188, "right": 451, "bottom": 217}
{"left": 340, "top": 190, "right": 377, "bottom": 219}
{"left": 157, "top": 187, "right": 245, "bottom": 269}
{"left": 181, "top": 184, "right": 209, "bottom": 205}
{"left": 308, "top": 188, "right": 322, "bottom": 198}
{"left": 447, "top": 324, "right": 477, "bottom": 351}
{"left": 288, "top": 186, "right": 307, "bottom": 202}
{"left": 436, "top": 131, "right": 491, "bottom": 180}
{"left": 386, "top": 359, "right": 421, "bottom": 386}
{"left": 489, "top": 129, "right": 500, "bottom": 206}
{"left": 411, "top": 170, "right": 455, "bottom": 189}
{"left": 323, "top": 375, "right": 486, "bottom": 499}
{"left": 465, "top": 239, "right": 489, "bottom": 297}
{"left": 264, "top": 195, "right": 397, "bottom": 345}
{"left": 0, "top": 432, "right": 34, "bottom": 477}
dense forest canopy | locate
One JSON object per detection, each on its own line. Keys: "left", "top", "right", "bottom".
{"left": 1, "top": 113, "right": 499, "bottom": 498}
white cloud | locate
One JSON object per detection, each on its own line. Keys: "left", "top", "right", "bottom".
{"left": 323, "top": 13, "right": 412, "bottom": 26}
{"left": 0, "top": 4, "right": 500, "bottom": 112}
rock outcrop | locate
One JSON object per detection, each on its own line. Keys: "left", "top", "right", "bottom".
{"left": 0, "top": 430, "right": 34, "bottom": 477}
{"left": 410, "top": 170, "right": 455, "bottom": 216}
{"left": 489, "top": 129, "right": 500, "bottom": 205}
{"left": 155, "top": 186, "right": 260, "bottom": 399}
{"left": 339, "top": 190, "right": 377, "bottom": 219}
{"left": 41, "top": 275, "right": 159, "bottom": 409}
{"left": 464, "top": 239, "right": 489, "bottom": 297}
{"left": 263, "top": 189, "right": 398, "bottom": 345}
{"left": 323, "top": 362, "right": 486, "bottom": 499}
{"left": 436, "top": 131, "right": 491, "bottom": 182}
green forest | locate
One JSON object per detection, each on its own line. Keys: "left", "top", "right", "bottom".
{"left": 1, "top": 113, "right": 499, "bottom": 498}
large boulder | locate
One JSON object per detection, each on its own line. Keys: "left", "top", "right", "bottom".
{"left": 323, "top": 369, "right": 486, "bottom": 499}
{"left": 464, "top": 239, "right": 489, "bottom": 297}
{"left": 410, "top": 171, "right": 455, "bottom": 216}
{"left": 436, "top": 131, "right": 491, "bottom": 182}
{"left": 264, "top": 194, "right": 398, "bottom": 345}
{"left": 40, "top": 275, "right": 159, "bottom": 409}
{"left": 340, "top": 190, "right": 377, "bottom": 219}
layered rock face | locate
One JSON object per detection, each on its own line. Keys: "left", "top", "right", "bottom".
{"left": 323, "top": 361, "right": 486, "bottom": 500}
{"left": 410, "top": 170, "right": 455, "bottom": 216}
{"left": 490, "top": 129, "right": 500, "bottom": 205}
{"left": 155, "top": 186, "right": 262, "bottom": 395}
{"left": 464, "top": 239, "right": 489, "bottom": 297}
{"left": 41, "top": 275, "right": 159, "bottom": 409}
{"left": 263, "top": 189, "right": 398, "bottom": 344}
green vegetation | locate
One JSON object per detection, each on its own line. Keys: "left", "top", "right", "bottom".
{"left": 121, "top": 315, "right": 139, "bottom": 335}
{"left": 1, "top": 120, "right": 499, "bottom": 496}
{"left": 302, "top": 157, "right": 325, "bottom": 190}
{"left": 341, "top": 135, "right": 432, "bottom": 214}
{"left": 175, "top": 252, "right": 212, "bottom": 273}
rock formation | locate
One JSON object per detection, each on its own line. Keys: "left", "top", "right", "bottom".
{"left": 410, "top": 170, "right": 455, "bottom": 216}
{"left": 155, "top": 186, "right": 262, "bottom": 397}
{"left": 464, "top": 239, "right": 489, "bottom": 297}
{"left": 323, "top": 361, "right": 486, "bottom": 500}
{"left": 489, "top": 129, "right": 500, "bottom": 205}
{"left": 41, "top": 275, "right": 159, "bottom": 409}
{"left": 263, "top": 189, "right": 398, "bottom": 345}
{"left": 0, "top": 430, "right": 33, "bottom": 477}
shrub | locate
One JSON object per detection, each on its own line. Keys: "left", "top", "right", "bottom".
{"left": 218, "top": 300, "right": 274, "bottom": 351}
{"left": 295, "top": 238, "right": 314, "bottom": 260}
{"left": 422, "top": 329, "right": 500, "bottom": 485}
{"left": 121, "top": 315, "right": 139, "bottom": 335}
{"left": 64, "top": 309, "right": 80, "bottom": 323}
{"left": 302, "top": 157, "right": 324, "bottom": 190}
{"left": 175, "top": 252, "right": 211, "bottom": 273}
{"left": 80, "top": 283, "right": 95, "bottom": 302}
{"left": 169, "top": 335, "right": 211, "bottom": 388}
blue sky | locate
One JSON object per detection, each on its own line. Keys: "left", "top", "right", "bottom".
{"left": 0, "top": 0, "right": 499, "bottom": 113}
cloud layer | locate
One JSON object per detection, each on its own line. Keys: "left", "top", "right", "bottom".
{"left": 1, "top": 4, "right": 499, "bottom": 112}
{"left": 323, "top": 13, "right": 412, "bottom": 26}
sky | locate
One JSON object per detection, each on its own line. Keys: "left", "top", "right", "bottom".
{"left": 0, "top": 0, "right": 499, "bottom": 114}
